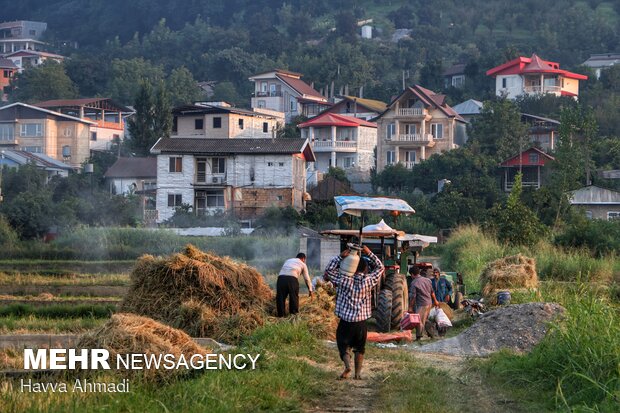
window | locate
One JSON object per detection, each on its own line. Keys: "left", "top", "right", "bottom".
{"left": 276, "top": 195, "right": 283, "bottom": 201}
{"left": 167, "top": 194, "right": 183, "bottom": 208}
{"left": 585, "top": 210, "right": 593, "bottom": 220}
{"left": 0, "top": 124, "right": 14, "bottom": 141}
{"left": 343, "top": 156, "right": 355, "bottom": 169}
{"left": 20, "top": 123, "right": 42, "bottom": 137}
{"left": 404, "top": 124, "right": 416, "bottom": 135}
{"left": 431, "top": 123, "right": 443, "bottom": 139}
{"left": 261, "top": 82, "right": 267, "bottom": 93}
{"left": 267, "top": 162, "right": 274, "bottom": 167}
{"left": 502, "top": 78, "right": 507, "bottom": 88}
{"left": 206, "top": 190, "right": 225, "bottom": 207}
{"left": 29, "top": 29, "right": 36, "bottom": 36}
{"left": 22, "top": 146, "right": 41, "bottom": 153}
{"left": 238, "top": 119, "right": 244, "bottom": 130}
{"left": 91, "top": 132, "right": 97, "bottom": 141}
{"left": 211, "top": 157, "right": 226, "bottom": 174}
{"left": 263, "top": 122, "right": 269, "bottom": 133}
{"left": 405, "top": 151, "right": 416, "bottom": 163}
{"left": 169, "top": 156, "right": 183, "bottom": 173}
{"left": 172, "top": 116, "right": 178, "bottom": 132}
{"left": 194, "top": 118, "right": 204, "bottom": 130}
{"left": 112, "top": 134, "right": 120, "bottom": 143}
{"left": 528, "top": 153, "right": 539, "bottom": 163}
{"left": 3, "top": 70, "right": 12, "bottom": 78}
{"left": 278, "top": 162, "right": 284, "bottom": 167}
{"left": 257, "top": 100, "right": 266, "bottom": 108}
{"left": 290, "top": 97, "right": 297, "bottom": 112}
{"left": 213, "top": 117, "right": 222, "bottom": 128}
{"left": 63, "top": 127, "right": 72, "bottom": 137}
{"left": 608, "top": 211, "right": 620, "bottom": 220}
{"left": 387, "top": 123, "right": 396, "bottom": 140}
{"left": 386, "top": 151, "right": 395, "bottom": 165}
{"left": 62, "top": 145, "right": 71, "bottom": 158}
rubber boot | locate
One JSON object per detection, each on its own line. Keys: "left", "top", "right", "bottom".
{"left": 353, "top": 353, "right": 364, "bottom": 379}
{"left": 340, "top": 352, "right": 351, "bottom": 379}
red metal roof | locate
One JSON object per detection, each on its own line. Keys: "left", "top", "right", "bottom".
{"left": 487, "top": 54, "right": 588, "bottom": 80}
{"left": 276, "top": 73, "right": 326, "bottom": 101}
{"left": 500, "top": 147, "right": 555, "bottom": 167}
{"left": 298, "top": 113, "right": 377, "bottom": 128}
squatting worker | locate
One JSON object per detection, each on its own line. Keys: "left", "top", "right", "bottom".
{"left": 323, "top": 245, "right": 384, "bottom": 380}
{"left": 431, "top": 268, "right": 453, "bottom": 303}
{"left": 276, "top": 253, "right": 313, "bottom": 317}
{"left": 408, "top": 266, "right": 440, "bottom": 341}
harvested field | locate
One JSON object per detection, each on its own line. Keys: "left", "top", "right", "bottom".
{"left": 480, "top": 254, "right": 538, "bottom": 304}
{"left": 416, "top": 302, "right": 565, "bottom": 357}
{"left": 78, "top": 313, "right": 208, "bottom": 382}
{"left": 121, "top": 245, "right": 273, "bottom": 344}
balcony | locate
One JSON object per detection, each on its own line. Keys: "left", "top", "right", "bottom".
{"left": 312, "top": 140, "right": 357, "bottom": 152}
{"left": 386, "top": 133, "right": 434, "bottom": 146}
{"left": 505, "top": 180, "right": 540, "bottom": 191}
{"left": 195, "top": 173, "right": 227, "bottom": 186}
{"left": 396, "top": 108, "right": 425, "bottom": 117}
{"left": 95, "top": 120, "right": 124, "bottom": 130}
{"left": 523, "top": 85, "right": 561, "bottom": 94}
{"left": 402, "top": 161, "right": 416, "bottom": 169}
{"left": 252, "top": 91, "right": 283, "bottom": 98}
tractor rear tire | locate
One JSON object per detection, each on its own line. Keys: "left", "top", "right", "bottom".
{"left": 390, "top": 274, "right": 408, "bottom": 329}
{"left": 376, "top": 289, "right": 392, "bottom": 333}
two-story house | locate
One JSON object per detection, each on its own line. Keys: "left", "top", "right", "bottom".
{"left": 321, "top": 95, "right": 387, "bottom": 121}
{"left": 35, "top": 98, "right": 131, "bottom": 151}
{"left": 376, "top": 85, "right": 467, "bottom": 172}
{"left": 298, "top": 112, "right": 377, "bottom": 184}
{"left": 248, "top": 69, "right": 330, "bottom": 122}
{"left": 443, "top": 63, "right": 467, "bottom": 89}
{"left": 582, "top": 53, "right": 620, "bottom": 79}
{"left": 0, "top": 102, "right": 94, "bottom": 168}
{"left": 487, "top": 53, "right": 588, "bottom": 99}
{"left": 171, "top": 103, "right": 282, "bottom": 138}
{"left": 0, "top": 20, "right": 47, "bottom": 55}
{"left": 151, "top": 138, "right": 314, "bottom": 222}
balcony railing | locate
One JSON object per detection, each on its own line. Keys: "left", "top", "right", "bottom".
{"left": 253, "top": 91, "right": 283, "bottom": 98}
{"left": 387, "top": 133, "right": 434, "bottom": 143}
{"left": 523, "top": 85, "right": 561, "bottom": 94}
{"left": 397, "top": 108, "right": 424, "bottom": 116}
{"left": 402, "top": 161, "right": 416, "bottom": 169}
{"left": 313, "top": 140, "right": 357, "bottom": 149}
{"left": 95, "top": 120, "right": 124, "bottom": 130}
{"left": 505, "top": 180, "right": 540, "bottom": 191}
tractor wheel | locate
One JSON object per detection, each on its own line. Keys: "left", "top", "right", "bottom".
{"left": 455, "top": 292, "right": 464, "bottom": 310}
{"left": 390, "top": 274, "right": 408, "bottom": 329}
{"left": 375, "top": 289, "right": 392, "bottom": 333}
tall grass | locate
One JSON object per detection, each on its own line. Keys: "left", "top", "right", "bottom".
{"left": 441, "top": 226, "right": 617, "bottom": 291}
{"left": 0, "top": 303, "right": 115, "bottom": 318}
{"left": 486, "top": 287, "right": 620, "bottom": 411}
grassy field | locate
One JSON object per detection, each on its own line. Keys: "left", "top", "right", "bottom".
{"left": 0, "top": 273, "right": 129, "bottom": 286}
{"left": 0, "top": 315, "right": 107, "bottom": 334}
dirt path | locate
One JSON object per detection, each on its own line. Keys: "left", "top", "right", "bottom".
{"left": 305, "top": 341, "right": 529, "bottom": 413}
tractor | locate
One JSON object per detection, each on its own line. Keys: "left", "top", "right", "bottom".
{"left": 320, "top": 195, "right": 442, "bottom": 332}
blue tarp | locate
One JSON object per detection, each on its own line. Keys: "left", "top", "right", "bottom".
{"left": 334, "top": 196, "right": 415, "bottom": 217}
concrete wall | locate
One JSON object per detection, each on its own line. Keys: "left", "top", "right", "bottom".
{"left": 174, "top": 113, "right": 277, "bottom": 139}
{"left": 156, "top": 155, "right": 196, "bottom": 222}
{"left": 578, "top": 204, "right": 620, "bottom": 220}
{"left": 495, "top": 75, "right": 524, "bottom": 99}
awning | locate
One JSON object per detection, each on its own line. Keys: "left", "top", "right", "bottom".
{"left": 334, "top": 196, "right": 415, "bottom": 217}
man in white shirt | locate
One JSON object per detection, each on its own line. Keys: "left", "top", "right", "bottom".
{"left": 276, "top": 253, "right": 313, "bottom": 317}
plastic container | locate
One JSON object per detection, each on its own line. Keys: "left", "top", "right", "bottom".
{"left": 497, "top": 291, "right": 511, "bottom": 305}
{"left": 400, "top": 313, "right": 421, "bottom": 330}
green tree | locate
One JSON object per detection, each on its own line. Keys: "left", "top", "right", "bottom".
{"left": 468, "top": 98, "right": 528, "bottom": 161}
{"left": 107, "top": 58, "right": 165, "bottom": 104}
{"left": 126, "top": 81, "right": 172, "bottom": 156}
{"left": 486, "top": 173, "right": 547, "bottom": 247}
{"left": 9, "top": 61, "right": 78, "bottom": 102}
{"left": 166, "top": 67, "right": 203, "bottom": 106}
{"left": 325, "top": 167, "right": 350, "bottom": 186}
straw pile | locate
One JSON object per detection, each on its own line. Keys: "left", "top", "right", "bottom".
{"left": 297, "top": 285, "right": 338, "bottom": 339}
{"left": 78, "top": 313, "right": 207, "bottom": 382}
{"left": 480, "top": 254, "right": 539, "bottom": 304}
{"left": 121, "top": 244, "right": 273, "bottom": 343}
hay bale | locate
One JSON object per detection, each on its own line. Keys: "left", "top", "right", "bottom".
{"left": 297, "top": 285, "right": 338, "bottom": 339}
{"left": 78, "top": 313, "right": 208, "bottom": 382}
{"left": 480, "top": 254, "right": 538, "bottom": 304}
{"left": 120, "top": 245, "right": 273, "bottom": 343}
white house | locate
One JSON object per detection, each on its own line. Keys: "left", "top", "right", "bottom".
{"left": 150, "top": 138, "right": 315, "bottom": 222}
{"left": 298, "top": 112, "right": 377, "bottom": 184}
{"left": 103, "top": 157, "right": 157, "bottom": 195}
{"left": 248, "top": 69, "right": 330, "bottom": 122}
{"left": 486, "top": 53, "right": 588, "bottom": 100}
{"left": 582, "top": 53, "right": 620, "bottom": 79}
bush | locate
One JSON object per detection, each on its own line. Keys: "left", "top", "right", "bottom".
{"left": 555, "top": 218, "right": 620, "bottom": 257}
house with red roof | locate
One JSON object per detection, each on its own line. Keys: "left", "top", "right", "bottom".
{"left": 486, "top": 53, "right": 588, "bottom": 99}
{"left": 248, "top": 69, "right": 330, "bottom": 123}
{"left": 375, "top": 85, "right": 467, "bottom": 172}
{"left": 321, "top": 95, "right": 387, "bottom": 121}
{"left": 298, "top": 112, "right": 377, "bottom": 184}
{"left": 500, "top": 147, "right": 555, "bottom": 192}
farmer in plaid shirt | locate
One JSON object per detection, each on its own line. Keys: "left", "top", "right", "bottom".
{"left": 323, "top": 245, "right": 384, "bottom": 379}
